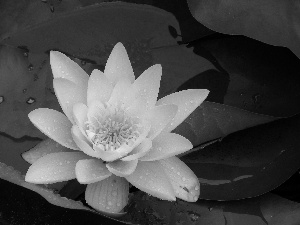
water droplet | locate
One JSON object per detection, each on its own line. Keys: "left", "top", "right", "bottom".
{"left": 189, "top": 100, "right": 194, "bottom": 104}
{"left": 23, "top": 89, "right": 27, "bottom": 93}
{"left": 50, "top": 4, "right": 55, "bottom": 12}
{"left": 59, "top": 162, "right": 63, "bottom": 166}
{"left": 107, "top": 201, "right": 112, "bottom": 206}
{"left": 23, "top": 52, "right": 28, "bottom": 57}
{"left": 208, "top": 207, "right": 213, "bottom": 211}
{"left": 28, "top": 64, "right": 34, "bottom": 71}
{"left": 26, "top": 97, "right": 36, "bottom": 104}
{"left": 195, "top": 185, "right": 199, "bottom": 191}
{"left": 112, "top": 191, "right": 117, "bottom": 197}
{"left": 177, "top": 172, "right": 181, "bottom": 176}
{"left": 0, "top": 96, "right": 4, "bottom": 104}
{"left": 158, "top": 147, "right": 162, "bottom": 151}
{"left": 182, "top": 177, "right": 186, "bottom": 182}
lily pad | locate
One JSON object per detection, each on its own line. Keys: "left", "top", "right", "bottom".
{"left": 187, "top": 0, "right": 300, "bottom": 59}
{"left": 181, "top": 114, "right": 300, "bottom": 200}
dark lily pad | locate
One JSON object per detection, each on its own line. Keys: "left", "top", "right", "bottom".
{"left": 121, "top": 191, "right": 300, "bottom": 225}
{"left": 181, "top": 113, "right": 300, "bottom": 200}
{"left": 181, "top": 35, "right": 300, "bottom": 116}
{"left": 187, "top": 0, "right": 300, "bottom": 59}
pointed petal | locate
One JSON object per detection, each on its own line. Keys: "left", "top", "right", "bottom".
{"left": 159, "top": 157, "right": 200, "bottom": 202}
{"left": 85, "top": 175, "right": 129, "bottom": 214}
{"left": 28, "top": 108, "right": 79, "bottom": 150}
{"left": 121, "top": 138, "right": 152, "bottom": 161}
{"left": 123, "top": 64, "right": 162, "bottom": 116}
{"left": 140, "top": 133, "right": 193, "bottom": 161}
{"left": 53, "top": 78, "right": 87, "bottom": 124}
{"left": 86, "top": 100, "right": 106, "bottom": 124}
{"left": 71, "top": 125, "right": 99, "bottom": 158}
{"left": 146, "top": 104, "right": 178, "bottom": 139}
{"left": 108, "top": 77, "right": 131, "bottom": 106}
{"left": 50, "top": 51, "right": 89, "bottom": 88}
{"left": 106, "top": 159, "right": 138, "bottom": 177}
{"left": 73, "top": 102, "right": 88, "bottom": 138}
{"left": 157, "top": 89, "right": 209, "bottom": 133}
{"left": 93, "top": 145, "right": 131, "bottom": 162}
{"left": 25, "top": 152, "right": 90, "bottom": 184}
{"left": 104, "top": 43, "right": 135, "bottom": 85}
{"left": 75, "top": 159, "right": 111, "bottom": 184}
{"left": 125, "top": 161, "right": 175, "bottom": 201}
{"left": 22, "top": 138, "right": 73, "bottom": 164}
{"left": 87, "top": 69, "right": 113, "bottom": 107}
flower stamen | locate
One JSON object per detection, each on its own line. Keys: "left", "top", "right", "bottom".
{"left": 86, "top": 105, "right": 142, "bottom": 151}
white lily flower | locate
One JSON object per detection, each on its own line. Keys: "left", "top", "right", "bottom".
{"left": 24, "top": 43, "right": 209, "bottom": 214}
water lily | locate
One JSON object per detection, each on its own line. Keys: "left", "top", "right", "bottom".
{"left": 24, "top": 42, "right": 209, "bottom": 214}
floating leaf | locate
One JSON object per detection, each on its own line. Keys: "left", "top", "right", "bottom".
{"left": 187, "top": 0, "right": 300, "bottom": 58}
{"left": 181, "top": 114, "right": 300, "bottom": 200}
{"left": 174, "top": 101, "right": 276, "bottom": 151}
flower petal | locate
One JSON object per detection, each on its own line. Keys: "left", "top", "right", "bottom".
{"left": 25, "top": 152, "right": 90, "bottom": 184}
{"left": 75, "top": 159, "right": 111, "bottom": 184}
{"left": 87, "top": 69, "right": 113, "bottom": 107}
{"left": 94, "top": 145, "right": 132, "bottom": 162}
{"left": 71, "top": 125, "right": 99, "bottom": 158}
{"left": 123, "top": 64, "right": 162, "bottom": 116}
{"left": 22, "top": 138, "right": 73, "bottom": 164}
{"left": 106, "top": 159, "right": 138, "bottom": 177}
{"left": 50, "top": 51, "right": 89, "bottom": 88}
{"left": 140, "top": 133, "right": 193, "bottom": 161}
{"left": 85, "top": 175, "right": 129, "bottom": 214}
{"left": 53, "top": 78, "right": 87, "bottom": 124}
{"left": 104, "top": 42, "right": 135, "bottom": 86}
{"left": 28, "top": 108, "right": 79, "bottom": 150}
{"left": 125, "top": 161, "right": 175, "bottom": 201}
{"left": 157, "top": 89, "right": 209, "bottom": 133}
{"left": 146, "top": 104, "right": 178, "bottom": 139}
{"left": 121, "top": 138, "right": 152, "bottom": 161}
{"left": 108, "top": 77, "right": 131, "bottom": 106}
{"left": 73, "top": 102, "right": 88, "bottom": 138}
{"left": 159, "top": 157, "right": 200, "bottom": 202}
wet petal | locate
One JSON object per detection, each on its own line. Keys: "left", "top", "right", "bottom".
{"left": 22, "top": 138, "right": 73, "bottom": 164}
{"left": 50, "top": 51, "right": 89, "bottom": 88}
{"left": 125, "top": 161, "right": 175, "bottom": 201}
{"left": 71, "top": 125, "right": 99, "bottom": 158}
{"left": 121, "top": 138, "right": 152, "bottom": 161}
{"left": 73, "top": 102, "right": 88, "bottom": 138}
{"left": 159, "top": 157, "right": 200, "bottom": 202}
{"left": 85, "top": 175, "right": 129, "bottom": 214}
{"left": 108, "top": 77, "right": 131, "bottom": 106}
{"left": 53, "top": 78, "right": 87, "bottom": 124}
{"left": 146, "top": 104, "right": 178, "bottom": 139}
{"left": 25, "top": 152, "right": 90, "bottom": 184}
{"left": 157, "top": 89, "right": 209, "bottom": 133}
{"left": 87, "top": 69, "right": 113, "bottom": 107}
{"left": 28, "top": 108, "right": 79, "bottom": 150}
{"left": 93, "top": 144, "right": 131, "bottom": 162}
{"left": 104, "top": 42, "right": 135, "bottom": 86}
{"left": 140, "top": 133, "right": 193, "bottom": 161}
{"left": 106, "top": 159, "right": 138, "bottom": 177}
{"left": 75, "top": 159, "right": 111, "bottom": 184}
{"left": 123, "top": 64, "right": 162, "bottom": 116}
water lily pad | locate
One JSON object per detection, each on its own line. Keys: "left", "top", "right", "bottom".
{"left": 181, "top": 114, "right": 300, "bottom": 200}
{"left": 187, "top": 0, "right": 300, "bottom": 59}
